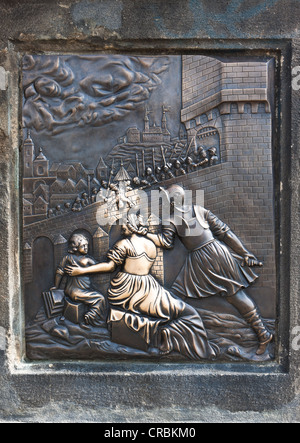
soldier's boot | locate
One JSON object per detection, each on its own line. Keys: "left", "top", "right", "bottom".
{"left": 244, "top": 308, "right": 273, "bottom": 355}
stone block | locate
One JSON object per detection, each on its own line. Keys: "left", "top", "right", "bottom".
{"left": 109, "top": 309, "right": 149, "bottom": 352}
{"left": 63, "top": 297, "right": 87, "bottom": 324}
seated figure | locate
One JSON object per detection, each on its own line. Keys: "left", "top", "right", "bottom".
{"left": 51, "top": 233, "right": 107, "bottom": 327}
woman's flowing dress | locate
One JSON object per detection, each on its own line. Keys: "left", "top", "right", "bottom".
{"left": 106, "top": 238, "right": 218, "bottom": 360}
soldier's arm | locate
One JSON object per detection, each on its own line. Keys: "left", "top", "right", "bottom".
{"left": 207, "top": 211, "right": 260, "bottom": 265}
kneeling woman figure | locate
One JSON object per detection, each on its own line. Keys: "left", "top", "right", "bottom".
{"left": 65, "top": 215, "right": 218, "bottom": 360}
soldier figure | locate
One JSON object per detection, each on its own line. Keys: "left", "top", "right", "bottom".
{"left": 173, "top": 159, "right": 186, "bottom": 177}
{"left": 72, "top": 196, "right": 83, "bottom": 212}
{"left": 147, "top": 185, "right": 273, "bottom": 357}
{"left": 145, "top": 167, "right": 158, "bottom": 185}
{"left": 184, "top": 155, "right": 197, "bottom": 173}
{"left": 81, "top": 192, "right": 90, "bottom": 207}
{"left": 90, "top": 187, "right": 99, "bottom": 203}
{"left": 208, "top": 147, "right": 219, "bottom": 166}
{"left": 196, "top": 146, "right": 209, "bottom": 168}
{"left": 55, "top": 205, "right": 63, "bottom": 216}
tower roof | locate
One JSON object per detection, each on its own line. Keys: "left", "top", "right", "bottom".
{"left": 35, "top": 147, "right": 48, "bottom": 161}
{"left": 97, "top": 157, "right": 108, "bottom": 169}
{"left": 23, "top": 198, "right": 33, "bottom": 206}
{"left": 49, "top": 162, "right": 61, "bottom": 172}
{"left": 114, "top": 162, "right": 131, "bottom": 182}
{"left": 34, "top": 196, "right": 48, "bottom": 206}
{"left": 24, "top": 129, "right": 33, "bottom": 143}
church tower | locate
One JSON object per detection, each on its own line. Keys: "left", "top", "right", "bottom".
{"left": 161, "top": 106, "right": 170, "bottom": 134}
{"left": 161, "top": 106, "right": 167, "bottom": 132}
{"left": 161, "top": 105, "right": 171, "bottom": 141}
{"left": 96, "top": 157, "right": 109, "bottom": 181}
{"left": 33, "top": 147, "right": 49, "bottom": 177}
{"left": 144, "top": 107, "right": 150, "bottom": 132}
{"left": 23, "top": 130, "right": 35, "bottom": 178}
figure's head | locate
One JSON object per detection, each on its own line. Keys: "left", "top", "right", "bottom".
{"left": 122, "top": 213, "right": 148, "bottom": 236}
{"left": 166, "top": 184, "right": 185, "bottom": 200}
{"left": 199, "top": 147, "right": 208, "bottom": 158}
{"left": 121, "top": 224, "right": 131, "bottom": 237}
{"left": 68, "top": 233, "right": 89, "bottom": 255}
{"left": 164, "top": 185, "right": 186, "bottom": 210}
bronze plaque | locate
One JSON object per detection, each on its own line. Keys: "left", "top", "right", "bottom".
{"left": 23, "top": 54, "right": 276, "bottom": 362}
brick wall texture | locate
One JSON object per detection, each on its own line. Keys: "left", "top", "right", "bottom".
{"left": 182, "top": 55, "right": 270, "bottom": 123}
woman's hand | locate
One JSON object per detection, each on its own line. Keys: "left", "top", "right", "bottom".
{"left": 65, "top": 263, "right": 85, "bottom": 276}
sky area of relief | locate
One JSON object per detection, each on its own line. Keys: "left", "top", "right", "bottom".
{"left": 22, "top": 55, "right": 182, "bottom": 169}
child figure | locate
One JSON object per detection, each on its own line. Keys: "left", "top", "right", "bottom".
{"left": 52, "top": 233, "right": 107, "bottom": 327}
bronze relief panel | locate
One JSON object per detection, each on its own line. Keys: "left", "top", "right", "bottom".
{"left": 23, "top": 54, "right": 276, "bottom": 362}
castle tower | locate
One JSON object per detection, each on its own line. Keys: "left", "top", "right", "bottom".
{"left": 144, "top": 107, "right": 150, "bottom": 132}
{"left": 33, "top": 148, "right": 49, "bottom": 178}
{"left": 96, "top": 157, "right": 109, "bottom": 181}
{"left": 161, "top": 105, "right": 171, "bottom": 141}
{"left": 161, "top": 106, "right": 168, "bottom": 132}
{"left": 23, "top": 130, "right": 35, "bottom": 178}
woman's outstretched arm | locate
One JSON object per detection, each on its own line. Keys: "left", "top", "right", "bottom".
{"left": 65, "top": 260, "right": 116, "bottom": 276}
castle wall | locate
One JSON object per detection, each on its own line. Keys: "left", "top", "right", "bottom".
{"left": 182, "top": 55, "right": 222, "bottom": 111}
{"left": 181, "top": 55, "right": 270, "bottom": 123}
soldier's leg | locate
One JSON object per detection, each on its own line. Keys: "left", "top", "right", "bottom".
{"left": 226, "top": 289, "right": 273, "bottom": 355}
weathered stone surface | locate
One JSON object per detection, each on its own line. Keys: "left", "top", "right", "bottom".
{"left": 0, "top": 0, "right": 299, "bottom": 423}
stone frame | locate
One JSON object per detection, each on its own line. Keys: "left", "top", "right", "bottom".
{"left": 0, "top": 31, "right": 298, "bottom": 419}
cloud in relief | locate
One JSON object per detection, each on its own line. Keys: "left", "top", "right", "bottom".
{"left": 22, "top": 55, "right": 170, "bottom": 135}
